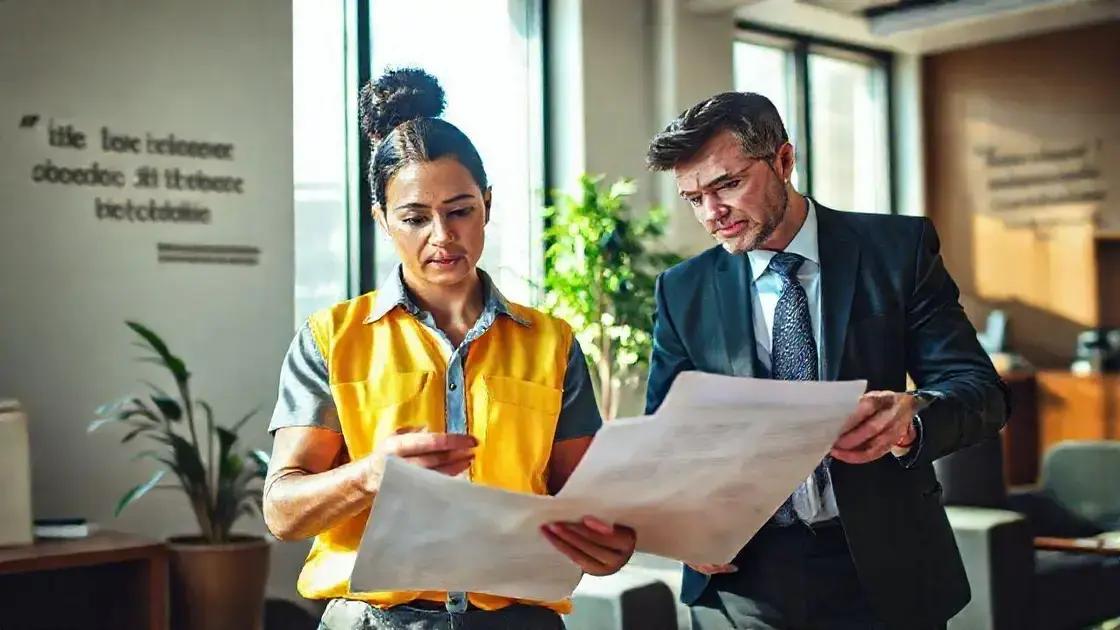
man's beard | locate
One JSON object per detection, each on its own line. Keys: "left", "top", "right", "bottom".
{"left": 723, "top": 177, "right": 789, "bottom": 254}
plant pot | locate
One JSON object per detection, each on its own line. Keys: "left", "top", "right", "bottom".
{"left": 167, "top": 535, "right": 270, "bottom": 630}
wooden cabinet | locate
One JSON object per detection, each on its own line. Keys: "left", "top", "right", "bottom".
{"left": 1037, "top": 371, "right": 1120, "bottom": 453}
{"left": 0, "top": 531, "right": 167, "bottom": 630}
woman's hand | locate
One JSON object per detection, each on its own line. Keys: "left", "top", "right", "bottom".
{"left": 361, "top": 428, "right": 477, "bottom": 494}
{"left": 541, "top": 515, "right": 636, "bottom": 576}
{"left": 263, "top": 427, "right": 476, "bottom": 541}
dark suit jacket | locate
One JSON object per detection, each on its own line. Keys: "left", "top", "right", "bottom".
{"left": 645, "top": 202, "right": 1009, "bottom": 629}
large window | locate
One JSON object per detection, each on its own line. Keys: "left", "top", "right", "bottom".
{"left": 364, "top": 0, "right": 546, "bottom": 303}
{"left": 734, "top": 25, "right": 894, "bottom": 214}
{"left": 293, "top": 0, "right": 352, "bottom": 325}
{"left": 292, "top": 0, "right": 546, "bottom": 325}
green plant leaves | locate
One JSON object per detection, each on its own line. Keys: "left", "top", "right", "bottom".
{"left": 115, "top": 469, "right": 166, "bottom": 516}
{"left": 94, "top": 321, "right": 267, "bottom": 542}
{"left": 215, "top": 426, "right": 240, "bottom": 482}
{"left": 87, "top": 417, "right": 119, "bottom": 433}
{"left": 151, "top": 431, "right": 207, "bottom": 490}
{"left": 132, "top": 449, "right": 179, "bottom": 472}
{"left": 120, "top": 426, "right": 149, "bottom": 443}
{"left": 546, "top": 181, "right": 658, "bottom": 311}
{"left": 542, "top": 174, "right": 684, "bottom": 418}
{"left": 248, "top": 449, "right": 270, "bottom": 478}
{"left": 150, "top": 396, "right": 182, "bottom": 422}
{"left": 89, "top": 407, "right": 158, "bottom": 434}
{"left": 95, "top": 396, "right": 134, "bottom": 418}
{"left": 127, "top": 321, "right": 191, "bottom": 383}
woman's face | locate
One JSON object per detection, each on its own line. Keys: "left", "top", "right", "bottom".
{"left": 377, "top": 156, "right": 489, "bottom": 288}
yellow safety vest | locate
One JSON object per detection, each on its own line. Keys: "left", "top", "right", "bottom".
{"left": 295, "top": 290, "right": 574, "bottom": 612}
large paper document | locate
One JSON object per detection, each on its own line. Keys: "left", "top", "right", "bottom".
{"left": 350, "top": 372, "right": 866, "bottom": 602}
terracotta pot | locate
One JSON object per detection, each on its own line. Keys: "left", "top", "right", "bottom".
{"left": 167, "top": 535, "right": 270, "bottom": 630}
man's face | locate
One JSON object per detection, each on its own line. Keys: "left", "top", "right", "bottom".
{"left": 673, "top": 129, "right": 791, "bottom": 254}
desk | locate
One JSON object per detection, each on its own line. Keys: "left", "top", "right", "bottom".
{"left": 0, "top": 531, "right": 167, "bottom": 630}
{"left": 1035, "top": 536, "right": 1120, "bottom": 557}
{"left": 1037, "top": 372, "right": 1120, "bottom": 452}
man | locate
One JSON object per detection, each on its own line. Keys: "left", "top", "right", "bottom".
{"left": 644, "top": 92, "right": 1008, "bottom": 629}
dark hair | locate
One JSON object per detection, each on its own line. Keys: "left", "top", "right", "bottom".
{"left": 358, "top": 68, "right": 488, "bottom": 209}
{"left": 646, "top": 92, "right": 788, "bottom": 171}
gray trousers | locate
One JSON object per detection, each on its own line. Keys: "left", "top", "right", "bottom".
{"left": 691, "top": 522, "right": 889, "bottom": 630}
{"left": 318, "top": 599, "right": 565, "bottom": 630}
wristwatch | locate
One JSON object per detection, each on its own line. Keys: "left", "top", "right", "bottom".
{"left": 908, "top": 389, "right": 939, "bottom": 413}
{"left": 896, "top": 390, "right": 938, "bottom": 449}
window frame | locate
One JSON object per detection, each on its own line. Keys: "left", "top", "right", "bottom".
{"left": 735, "top": 21, "right": 898, "bottom": 215}
{"left": 352, "top": 0, "right": 549, "bottom": 295}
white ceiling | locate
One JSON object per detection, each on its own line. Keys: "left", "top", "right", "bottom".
{"left": 690, "top": 0, "right": 1120, "bottom": 54}
{"left": 801, "top": 0, "right": 905, "bottom": 14}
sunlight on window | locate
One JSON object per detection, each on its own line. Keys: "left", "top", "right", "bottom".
{"left": 369, "top": 0, "right": 544, "bottom": 304}
{"left": 734, "top": 33, "right": 892, "bottom": 214}
{"left": 733, "top": 40, "right": 802, "bottom": 188}
{"left": 293, "top": 0, "right": 349, "bottom": 325}
{"left": 809, "top": 52, "right": 890, "bottom": 214}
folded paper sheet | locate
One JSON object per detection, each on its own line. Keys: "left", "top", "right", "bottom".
{"left": 350, "top": 372, "right": 866, "bottom": 601}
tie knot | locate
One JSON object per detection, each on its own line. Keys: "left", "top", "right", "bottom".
{"left": 769, "top": 252, "right": 804, "bottom": 280}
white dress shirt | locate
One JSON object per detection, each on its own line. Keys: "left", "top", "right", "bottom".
{"left": 746, "top": 200, "right": 838, "bottom": 523}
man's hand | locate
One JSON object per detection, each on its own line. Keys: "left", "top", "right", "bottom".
{"left": 361, "top": 428, "right": 477, "bottom": 494}
{"left": 831, "top": 391, "right": 918, "bottom": 465}
{"left": 542, "top": 515, "right": 636, "bottom": 576}
{"left": 686, "top": 562, "right": 738, "bottom": 575}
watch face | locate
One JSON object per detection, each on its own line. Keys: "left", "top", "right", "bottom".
{"left": 911, "top": 391, "right": 934, "bottom": 411}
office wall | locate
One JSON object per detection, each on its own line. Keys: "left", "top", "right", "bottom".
{"left": 924, "top": 21, "right": 1120, "bottom": 366}
{"left": 0, "top": 0, "right": 307, "bottom": 605}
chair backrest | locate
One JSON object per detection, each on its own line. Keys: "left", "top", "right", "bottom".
{"left": 1040, "top": 440, "right": 1120, "bottom": 529}
{"left": 934, "top": 436, "right": 1008, "bottom": 509}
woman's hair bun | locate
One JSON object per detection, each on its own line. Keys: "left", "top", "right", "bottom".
{"left": 359, "top": 67, "right": 446, "bottom": 143}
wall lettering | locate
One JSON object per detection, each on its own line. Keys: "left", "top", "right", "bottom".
{"left": 20, "top": 115, "right": 246, "bottom": 227}
{"left": 972, "top": 141, "right": 1108, "bottom": 230}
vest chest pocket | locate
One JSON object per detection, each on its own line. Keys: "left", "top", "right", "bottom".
{"left": 330, "top": 371, "right": 436, "bottom": 458}
{"left": 473, "top": 376, "right": 563, "bottom": 494}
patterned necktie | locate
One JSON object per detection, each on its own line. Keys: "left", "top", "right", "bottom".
{"left": 767, "top": 252, "right": 829, "bottom": 525}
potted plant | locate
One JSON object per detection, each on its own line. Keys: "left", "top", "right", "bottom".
{"left": 542, "top": 175, "right": 683, "bottom": 419}
{"left": 92, "top": 322, "right": 271, "bottom": 630}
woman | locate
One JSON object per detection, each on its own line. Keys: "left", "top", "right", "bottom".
{"left": 263, "top": 68, "right": 635, "bottom": 630}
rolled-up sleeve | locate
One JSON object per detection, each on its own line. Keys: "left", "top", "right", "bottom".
{"left": 553, "top": 339, "right": 603, "bottom": 441}
{"left": 268, "top": 321, "right": 339, "bottom": 434}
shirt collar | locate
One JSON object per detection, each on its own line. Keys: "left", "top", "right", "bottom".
{"left": 364, "top": 264, "right": 530, "bottom": 327}
{"left": 746, "top": 197, "right": 820, "bottom": 282}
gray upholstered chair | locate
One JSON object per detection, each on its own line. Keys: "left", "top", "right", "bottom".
{"left": 936, "top": 438, "right": 1120, "bottom": 630}
{"left": 1033, "top": 440, "right": 1120, "bottom": 531}
{"left": 566, "top": 553, "right": 684, "bottom": 630}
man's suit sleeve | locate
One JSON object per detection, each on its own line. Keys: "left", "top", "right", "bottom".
{"left": 645, "top": 273, "right": 695, "bottom": 415}
{"left": 905, "top": 218, "right": 1010, "bottom": 467}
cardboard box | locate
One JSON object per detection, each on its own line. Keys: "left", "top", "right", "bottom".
{"left": 0, "top": 400, "right": 33, "bottom": 546}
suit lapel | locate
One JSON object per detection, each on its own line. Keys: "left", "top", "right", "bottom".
{"left": 713, "top": 250, "right": 757, "bottom": 377}
{"left": 814, "top": 203, "right": 860, "bottom": 381}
